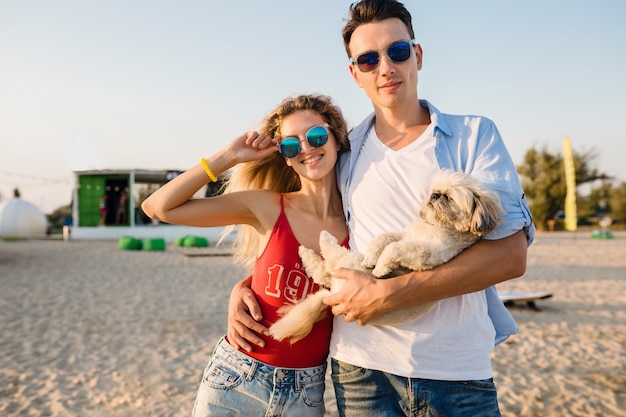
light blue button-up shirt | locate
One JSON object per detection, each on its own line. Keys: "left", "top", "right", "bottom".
{"left": 337, "top": 99, "right": 536, "bottom": 344}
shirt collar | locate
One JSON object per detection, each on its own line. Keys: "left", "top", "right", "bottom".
{"left": 420, "top": 99, "right": 451, "bottom": 139}
{"left": 350, "top": 99, "right": 451, "bottom": 141}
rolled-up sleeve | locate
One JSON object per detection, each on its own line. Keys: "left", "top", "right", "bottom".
{"left": 434, "top": 116, "right": 535, "bottom": 245}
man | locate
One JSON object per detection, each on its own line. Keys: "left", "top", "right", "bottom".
{"left": 228, "top": 1, "right": 534, "bottom": 415}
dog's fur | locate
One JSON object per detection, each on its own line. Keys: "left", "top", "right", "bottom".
{"left": 269, "top": 169, "right": 503, "bottom": 343}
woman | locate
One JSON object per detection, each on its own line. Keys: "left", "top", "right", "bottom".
{"left": 142, "top": 94, "right": 349, "bottom": 416}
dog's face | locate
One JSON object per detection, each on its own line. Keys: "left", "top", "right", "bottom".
{"left": 420, "top": 170, "right": 502, "bottom": 236}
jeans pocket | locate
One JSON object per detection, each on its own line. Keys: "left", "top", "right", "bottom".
{"left": 439, "top": 379, "right": 500, "bottom": 416}
{"left": 459, "top": 378, "right": 496, "bottom": 392}
{"left": 301, "top": 380, "right": 326, "bottom": 408}
{"left": 201, "top": 356, "right": 245, "bottom": 390}
{"left": 331, "top": 359, "right": 367, "bottom": 384}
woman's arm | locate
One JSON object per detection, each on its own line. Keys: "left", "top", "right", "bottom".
{"left": 141, "top": 131, "right": 276, "bottom": 227}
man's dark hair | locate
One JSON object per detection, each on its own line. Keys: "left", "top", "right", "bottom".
{"left": 342, "top": 0, "right": 415, "bottom": 58}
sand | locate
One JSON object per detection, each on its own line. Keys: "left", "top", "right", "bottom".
{"left": 0, "top": 231, "right": 625, "bottom": 416}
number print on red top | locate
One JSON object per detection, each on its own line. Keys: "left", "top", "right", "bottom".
{"left": 266, "top": 264, "right": 311, "bottom": 303}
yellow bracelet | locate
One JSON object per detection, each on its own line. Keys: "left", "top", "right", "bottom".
{"left": 200, "top": 157, "right": 218, "bottom": 182}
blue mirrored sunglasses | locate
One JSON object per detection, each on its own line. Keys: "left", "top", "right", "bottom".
{"left": 350, "top": 40, "right": 416, "bottom": 73}
{"left": 278, "top": 124, "right": 329, "bottom": 159}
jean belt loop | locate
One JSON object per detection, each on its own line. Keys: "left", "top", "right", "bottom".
{"left": 244, "top": 358, "right": 258, "bottom": 382}
{"left": 295, "top": 370, "right": 302, "bottom": 392}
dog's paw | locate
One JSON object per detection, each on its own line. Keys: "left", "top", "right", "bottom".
{"left": 319, "top": 230, "right": 338, "bottom": 243}
{"left": 319, "top": 230, "right": 339, "bottom": 255}
{"left": 299, "top": 245, "right": 332, "bottom": 286}
{"left": 298, "top": 245, "right": 317, "bottom": 262}
{"left": 361, "top": 253, "right": 377, "bottom": 269}
{"left": 372, "top": 264, "right": 392, "bottom": 277}
{"left": 299, "top": 245, "right": 320, "bottom": 274}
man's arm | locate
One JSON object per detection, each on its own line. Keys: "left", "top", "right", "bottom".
{"left": 323, "top": 229, "right": 527, "bottom": 325}
{"left": 227, "top": 275, "right": 269, "bottom": 352}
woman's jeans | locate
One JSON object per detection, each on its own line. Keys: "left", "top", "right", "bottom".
{"left": 191, "top": 337, "right": 326, "bottom": 417}
{"left": 331, "top": 359, "right": 501, "bottom": 417}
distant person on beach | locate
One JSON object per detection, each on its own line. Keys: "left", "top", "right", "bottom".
{"left": 141, "top": 94, "right": 349, "bottom": 417}
{"left": 227, "top": 0, "right": 535, "bottom": 416}
{"left": 98, "top": 194, "right": 108, "bottom": 226}
{"left": 115, "top": 190, "right": 128, "bottom": 224}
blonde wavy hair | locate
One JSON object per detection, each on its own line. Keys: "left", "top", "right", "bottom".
{"left": 221, "top": 94, "right": 349, "bottom": 270}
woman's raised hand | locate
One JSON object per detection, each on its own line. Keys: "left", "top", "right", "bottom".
{"left": 227, "top": 131, "right": 278, "bottom": 164}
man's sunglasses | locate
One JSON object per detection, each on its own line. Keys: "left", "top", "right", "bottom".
{"left": 278, "top": 125, "right": 329, "bottom": 159}
{"left": 350, "top": 40, "right": 416, "bottom": 73}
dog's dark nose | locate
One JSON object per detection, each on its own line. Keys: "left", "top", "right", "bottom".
{"left": 431, "top": 192, "right": 448, "bottom": 202}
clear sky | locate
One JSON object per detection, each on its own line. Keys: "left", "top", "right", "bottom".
{"left": 1, "top": 0, "right": 625, "bottom": 213}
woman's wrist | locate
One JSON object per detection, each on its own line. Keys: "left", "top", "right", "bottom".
{"left": 201, "top": 148, "right": 236, "bottom": 180}
{"left": 200, "top": 157, "right": 218, "bottom": 182}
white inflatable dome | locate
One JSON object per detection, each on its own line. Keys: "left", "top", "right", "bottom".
{"left": 0, "top": 198, "right": 48, "bottom": 237}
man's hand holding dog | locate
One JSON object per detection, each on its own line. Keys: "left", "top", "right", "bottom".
{"left": 323, "top": 268, "right": 396, "bottom": 325}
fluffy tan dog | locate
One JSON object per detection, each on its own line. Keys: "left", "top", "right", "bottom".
{"left": 269, "top": 169, "right": 503, "bottom": 343}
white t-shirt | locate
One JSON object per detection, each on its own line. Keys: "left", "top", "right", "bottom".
{"left": 329, "top": 125, "right": 496, "bottom": 380}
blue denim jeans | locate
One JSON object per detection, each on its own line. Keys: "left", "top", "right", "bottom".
{"left": 331, "top": 359, "right": 501, "bottom": 417}
{"left": 191, "top": 337, "right": 327, "bottom": 417}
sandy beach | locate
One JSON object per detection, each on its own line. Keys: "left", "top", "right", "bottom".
{"left": 1, "top": 231, "right": 625, "bottom": 416}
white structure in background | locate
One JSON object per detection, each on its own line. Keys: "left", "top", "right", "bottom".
{"left": 0, "top": 197, "right": 48, "bottom": 237}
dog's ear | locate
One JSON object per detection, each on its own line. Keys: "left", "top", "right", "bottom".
{"left": 469, "top": 188, "right": 502, "bottom": 236}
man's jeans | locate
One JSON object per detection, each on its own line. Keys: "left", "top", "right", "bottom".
{"left": 331, "top": 359, "right": 501, "bottom": 417}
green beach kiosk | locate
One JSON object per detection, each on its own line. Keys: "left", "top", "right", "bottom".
{"left": 70, "top": 169, "right": 228, "bottom": 243}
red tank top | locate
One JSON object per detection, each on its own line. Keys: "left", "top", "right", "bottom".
{"left": 242, "top": 195, "right": 347, "bottom": 368}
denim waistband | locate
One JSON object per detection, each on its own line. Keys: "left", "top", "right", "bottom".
{"left": 214, "top": 337, "right": 326, "bottom": 392}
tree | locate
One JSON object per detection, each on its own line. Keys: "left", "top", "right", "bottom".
{"left": 578, "top": 180, "right": 626, "bottom": 226}
{"left": 609, "top": 182, "right": 626, "bottom": 224}
{"left": 517, "top": 146, "right": 609, "bottom": 230}
{"left": 517, "top": 147, "right": 566, "bottom": 230}
{"left": 47, "top": 204, "right": 72, "bottom": 233}
{"left": 581, "top": 181, "right": 611, "bottom": 219}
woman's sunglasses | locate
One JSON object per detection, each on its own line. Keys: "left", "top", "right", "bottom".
{"left": 278, "top": 124, "right": 329, "bottom": 159}
{"left": 350, "top": 40, "right": 416, "bottom": 73}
